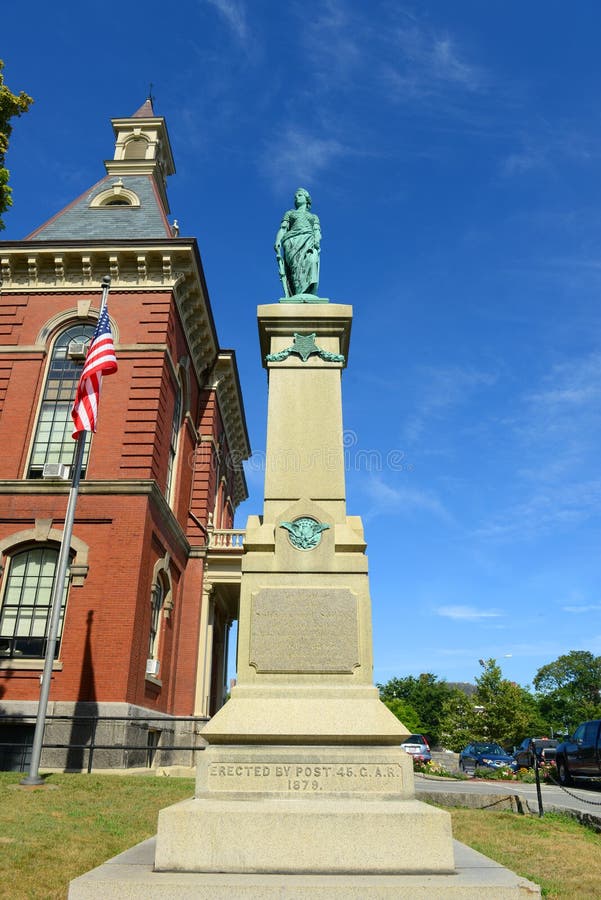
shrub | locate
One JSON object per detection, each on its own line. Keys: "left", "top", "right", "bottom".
{"left": 473, "top": 765, "right": 518, "bottom": 780}
{"left": 413, "top": 758, "right": 468, "bottom": 779}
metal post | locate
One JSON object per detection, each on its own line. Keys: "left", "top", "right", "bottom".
{"left": 532, "top": 740, "right": 544, "bottom": 817}
{"left": 87, "top": 715, "right": 99, "bottom": 775}
{"left": 20, "top": 433, "right": 87, "bottom": 785}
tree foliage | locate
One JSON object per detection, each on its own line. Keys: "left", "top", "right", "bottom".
{"left": 438, "top": 690, "right": 478, "bottom": 752}
{"left": 381, "top": 697, "right": 421, "bottom": 733}
{"left": 413, "top": 659, "right": 544, "bottom": 751}
{"left": 533, "top": 650, "right": 601, "bottom": 734}
{"left": 381, "top": 650, "right": 601, "bottom": 753}
{"left": 472, "top": 658, "right": 539, "bottom": 748}
{"left": 0, "top": 60, "right": 33, "bottom": 230}
{"left": 378, "top": 673, "right": 456, "bottom": 745}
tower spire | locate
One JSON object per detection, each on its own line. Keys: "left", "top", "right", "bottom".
{"left": 131, "top": 96, "right": 156, "bottom": 118}
{"left": 105, "top": 103, "right": 175, "bottom": 212}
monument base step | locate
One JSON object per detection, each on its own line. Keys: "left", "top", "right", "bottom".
{"left": 68, "top": 837, "right": 541, "bottom": 898}
{"left": 154, "top": 796, "right": 454, "bottom": 873}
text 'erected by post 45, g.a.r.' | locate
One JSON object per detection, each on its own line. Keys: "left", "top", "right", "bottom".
{"left": 207, "top": 762, "right": 404, "bottom": 794}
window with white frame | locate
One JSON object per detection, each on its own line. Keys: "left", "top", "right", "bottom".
{"left": 28, "top": 323, "right": 95, "bottom": 478}
{"left": 165, "top": 378, "right": 182, "bottom": 503}
{"left": 148, "top": 576, "right": 166, "bottom": 661}
{"left": 0, "top": 546, "right": 70, "bottom": 659}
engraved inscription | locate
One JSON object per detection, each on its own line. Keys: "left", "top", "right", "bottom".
{"left": 249, "top": 588, "right": 359, "bottom": 673}
{"left": 207, "top": 762, "right": 403, "bottom": 794}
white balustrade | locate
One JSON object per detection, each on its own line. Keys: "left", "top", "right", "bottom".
{"left": 208, "top": 529, "right": 245, "bottom": 550}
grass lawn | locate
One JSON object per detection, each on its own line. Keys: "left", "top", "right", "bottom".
{"left": 1, "top": 771, "right": 600, "bottom": 898}
{"left": 449, "top": 806, "right": 601, "bottom": 899}
{"left": 0, "top": 772, "right": 194, "bottom": 899}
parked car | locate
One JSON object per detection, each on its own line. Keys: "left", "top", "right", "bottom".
{"left": 458, "top": 742, "right": 516, "bottom": 773}
{"left": 555, "top": 719, "right": 601, "bottom": 786}
{"left": 513, "top": 737, "right": 558, "bottom": 769}
{"left": 401, "top": 734, "right": 432, "bottom": 763}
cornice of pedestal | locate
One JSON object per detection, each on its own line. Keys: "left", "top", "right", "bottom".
{"left": 257, "top": 301, "right": 352, "bottom": 366}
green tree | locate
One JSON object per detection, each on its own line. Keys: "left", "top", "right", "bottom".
{"left": 438, "top": 690, "right": 478, "bottom": 752}
{"left": 381, "top": 697, "right": 421, "bottom": 733}
{"left": 437, "top": 659, "right": 542, "bottom": 751}
{"left": 474, "top": 658, "right": 538, "bottom": 748}
{"left": 533, "top": 650, "right": 601, "bottom": 735}
{"left": 378, "top": 673, "right": 454, "bottom": 745}
{"left": 0, "top": 60, "right": 33, "bottom": 229}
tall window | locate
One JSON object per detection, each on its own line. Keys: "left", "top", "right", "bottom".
{"left": 124, "top": 136, "right": 148, "bottom": 160}
{"left": 165, "top": 380, "right": 182, "bottom": 503}
{"left": 0, "top": 547, "right": 69, "bottom": 659}
{"left": 28, "top": 324, "right": 95, "bottom": 478}
{"left": 148, "top": 577, "right": 165, "bottom": 660}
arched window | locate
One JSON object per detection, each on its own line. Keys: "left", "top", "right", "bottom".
{"left": 28, "top": 323, "right": 95, "bottom": 478}
{"left": 89, "top": 185, "right": 140, "bottom": 208}
{"left": 165, "top": 378, "right": 182, "bottom": 504}
{"left": 0, "top": 546, "right": 70, "bottom": 659}
{"left": 124, "top": 137, "right": 149, "bottom": 160}
{"left": 149, "top": 575, "right": 166, "bottom": 661}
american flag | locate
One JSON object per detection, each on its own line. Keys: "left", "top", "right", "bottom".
{"left": 71, "top": 301, "right": 118, "bottom": 438}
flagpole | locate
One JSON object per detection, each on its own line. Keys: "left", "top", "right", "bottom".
{"left": 20, "top": 432, "right": 87, "bottom": 785}
{"left": 20, "top": 275, "right": 112, "bottom": 786}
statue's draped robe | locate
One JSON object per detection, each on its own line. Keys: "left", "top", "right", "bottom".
{"left": 280, "top": 208, "right": 321, "bottom": 296}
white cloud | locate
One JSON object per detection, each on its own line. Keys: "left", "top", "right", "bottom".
{"left": 475, "top": 479, "right": 601, "bottom": 540}
{"left": 263, "top": 128, "right": 352, "bottom": 191}
{"left": 403, "top": 365, "right": 497, "bottom": 444}
{"left": 300, "top": 1, "right": 488, "bottom": 119}
{"left": 562, "top": 604, "right": 601, "bottom": 614}
{"left": 502, "top": 145, "right": 549, "bottom": 176}
{"left": 501, "top": 125, "right": 601, "bottom": 178}
{"left": 476, "top": 351, "right": 601, "bottom": 540}
{"left": 360, "top": 473, "right": 452, "bottom": 523}
{"left": 303, "top": 0, "right": 362, "bottom": 82}
{"left": 387, "top": 27, "right": 483, "bottom": 97}
{"left": 204, "top": 0, "right": 249, "bottom": 44}
{"left": 526, "top": 355, "right": 601, "bottom": 415}
{"left": 435, "top": 605, "right": 502, "bottom": 621}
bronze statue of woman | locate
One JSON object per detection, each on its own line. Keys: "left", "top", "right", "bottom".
{"left": 274, "top": 188, "right": 321, "bottom": 297}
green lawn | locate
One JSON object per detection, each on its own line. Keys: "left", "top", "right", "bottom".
{"left": 0, "top": 772, "right": 194, "bottom": 899}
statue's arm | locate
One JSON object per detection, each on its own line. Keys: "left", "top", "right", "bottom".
{"left": 274, "top": 213, "right": 290, "bottom": 253}
{"left": 312, "top": 214, "right": 321, "bottom": 251}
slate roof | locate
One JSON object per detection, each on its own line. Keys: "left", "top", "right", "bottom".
{"left": 132, "top": 98, "right": 155, "bottom": 117}
{"left": 26, "top": 174, "right": 172, "bottom": 241}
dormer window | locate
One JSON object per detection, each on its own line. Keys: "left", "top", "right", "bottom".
{"left": 90, "top": 181, "right": 140, "bottom": 209}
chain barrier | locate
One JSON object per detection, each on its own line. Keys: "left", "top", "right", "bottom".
{"left": 547, "top": 772, "right": 601, "bottom": 807}
{"left": 417, "top": 768, "right": 601, "bottom": 809}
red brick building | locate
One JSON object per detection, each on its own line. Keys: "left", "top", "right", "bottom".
{"left": 0, "top": 100, "right": 250, "bottom": 769}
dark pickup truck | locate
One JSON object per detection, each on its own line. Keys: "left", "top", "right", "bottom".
{"left": 513, "top": 737, "right": 558, "bottom": 769}
{"left": 555, "top": 719, "right": 601, "bottom": 785}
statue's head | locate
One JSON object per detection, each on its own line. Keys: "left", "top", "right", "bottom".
{"left": 294, "top": 187, "right": 311, "bottom": 209}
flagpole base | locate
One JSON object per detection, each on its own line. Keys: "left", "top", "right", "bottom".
{"left": 19, "top": 775, "right": 47, "bottom": 787}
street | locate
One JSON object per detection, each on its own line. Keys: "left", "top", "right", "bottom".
{"left": 415, "top": 771, "right": 601, "bottom": 821}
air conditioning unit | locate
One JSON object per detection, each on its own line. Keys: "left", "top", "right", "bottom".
{"left": 67, "top": 341, "right": 88, "bottom": 361}
{"left": 146, "top": 658, "right": 160, "bottom": 677}
{"left": 42, "top": 463, "right": 71, "bottom": 480}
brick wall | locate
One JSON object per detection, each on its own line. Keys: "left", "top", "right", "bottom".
{"left": 0, "top": 283, "right": 224, "bottom": 719}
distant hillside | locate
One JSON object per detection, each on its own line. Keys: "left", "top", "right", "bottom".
{"left": 448, "top": 682, "right": 477, "bottom": 697}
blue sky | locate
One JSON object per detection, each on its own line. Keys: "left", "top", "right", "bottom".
{"left": 3, "top": 0, "right": 601, "bottom": 691}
